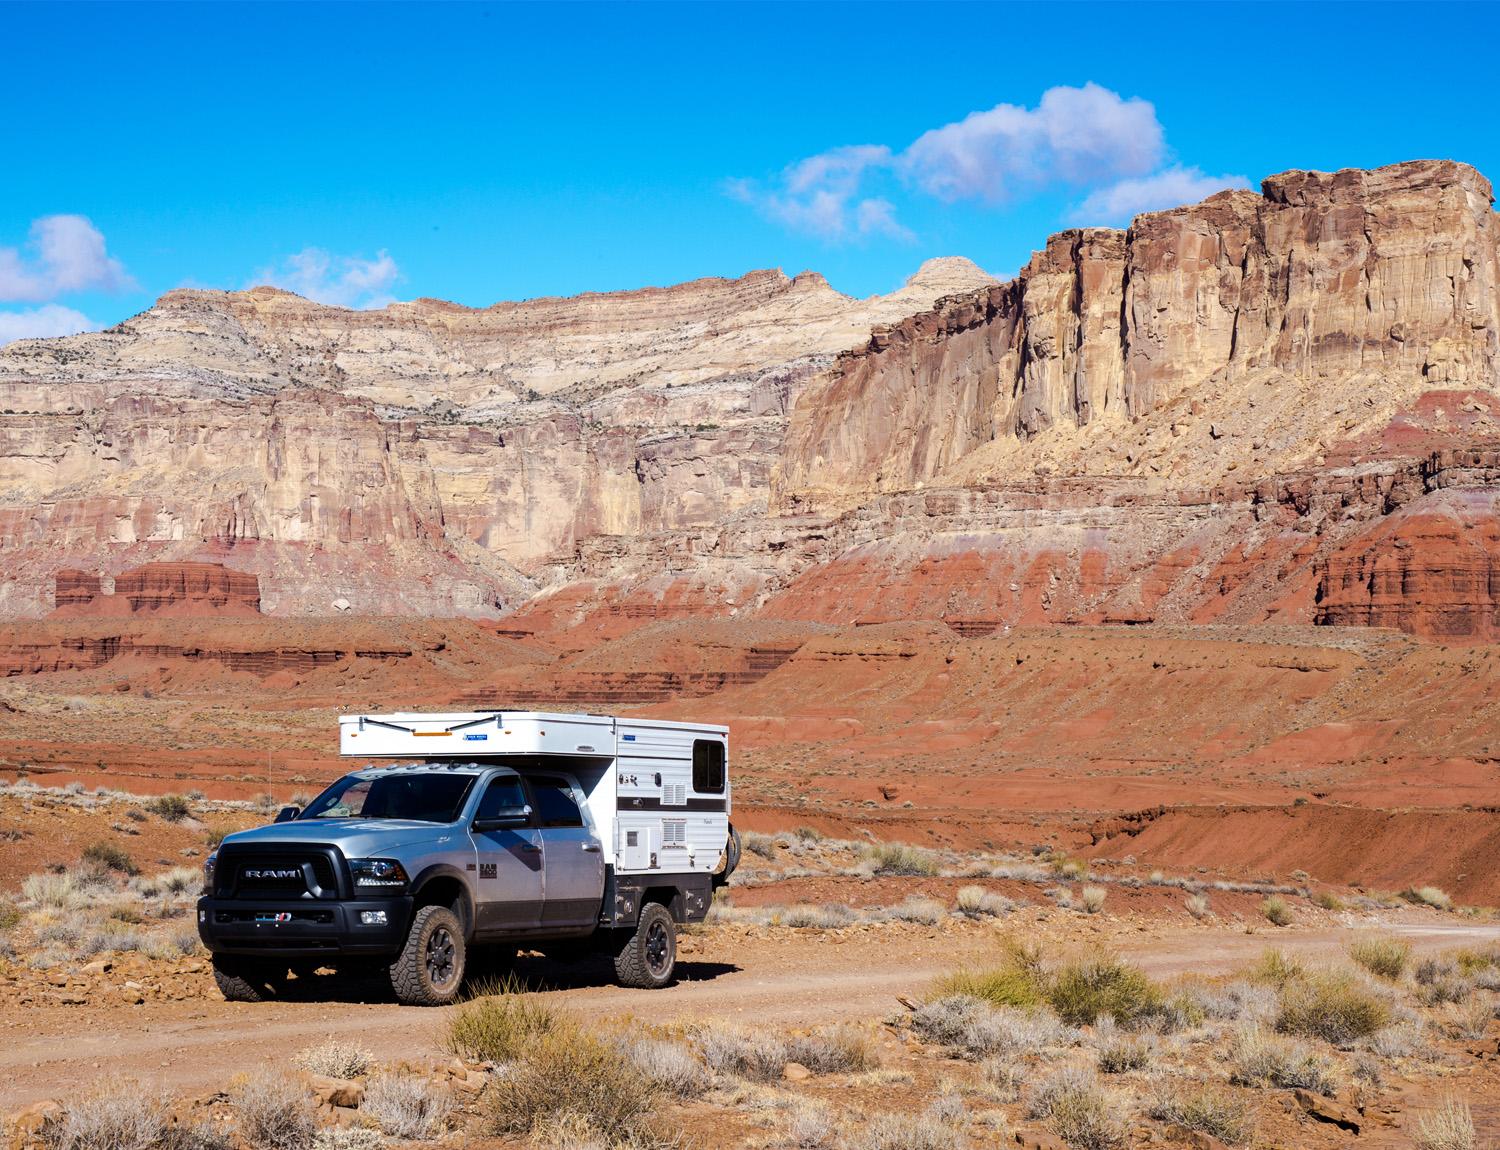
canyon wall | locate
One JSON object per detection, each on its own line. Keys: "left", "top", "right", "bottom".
{"left": 1, "top": 161, "right": 1498, "bottom": 638}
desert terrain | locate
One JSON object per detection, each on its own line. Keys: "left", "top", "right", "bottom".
{"left": 4, "top": 157, "right": 1500, "bottom": 1148}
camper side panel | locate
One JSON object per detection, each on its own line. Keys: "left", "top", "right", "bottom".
{"left": 613, "top": 720, "right": 728, "bottom": 876}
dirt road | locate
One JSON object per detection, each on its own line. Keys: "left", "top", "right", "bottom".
{"left": 5, "top": 915, "right": 1497, "bottom": 1112}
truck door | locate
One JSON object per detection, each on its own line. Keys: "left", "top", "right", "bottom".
{"left": 526, "top": 774, "right": 605, "bottom": 928}
{"left": 469, "top": 773, "right": 544, "bottom": 935}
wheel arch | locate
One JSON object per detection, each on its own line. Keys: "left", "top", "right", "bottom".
{"left": 409, "top": 865, "right": 476, "bottom": 940}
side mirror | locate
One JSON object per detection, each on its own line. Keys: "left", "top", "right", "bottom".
{"left": 473, "top": 805, "right": 532, "bottom": 832}
{"left": 274, "top": 805, "right": 301, "bottom": 823}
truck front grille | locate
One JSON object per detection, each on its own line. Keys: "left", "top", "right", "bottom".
{"left": 215, "top": 845, "right": 345, "bottom": 900}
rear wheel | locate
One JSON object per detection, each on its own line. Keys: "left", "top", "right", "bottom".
{"left": 613, "top": 902, "right": 677, "bottom": 989}
{"left": 389, "top": 905, "right": 466, "bottom": 1006}
{"left": 212, "top": 955, "right": 279, "bottom": 1002}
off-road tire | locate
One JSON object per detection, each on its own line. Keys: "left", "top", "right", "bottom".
{"left": 613, "top": 902, "right": 677, "bottom": 989}
{"left": 212, "top": 955, "right": 277, "bottom": 1002}
{"left": 389, "top": 905, "right": 466, "bottom": 1006}
{"left": 713, "top": 823, "right": 742, "bottom": 888}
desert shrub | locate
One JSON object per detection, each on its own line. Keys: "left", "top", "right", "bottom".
{"left": 1413, "top": 1097, "right": 1475, "bottom": 1150}
{"left": 793, "top": 826, "right": 824, "bottom": 843}
{"left": 1403, "top": 886, "right": 1453, "bottom": 912}
{"left": 1365, "top": 1014, "right": 1431, "bottom": 1059}
{"left": 1092, "top": 1019, "right": 1154, "bottom": 1073}
{"left": 1260, "top": 896, "right": 1292, "bottom": 926}
{"left": 1348, "top": 936, "right": 1411, "bottom": 981}
{"left": 445, "top": 982, "right": 558, "bottom": 1063}
{"left": 146, "top": 794, "right": 191, "bottom": 822}
{"left": 311, "top": 1131, "right": 386, "bottom": 1150}
{"left": 81, "top": 842, "right": 137, "bottom": 876}
{"left": 1144, "top": 1079, "right": 1252, "bottom": 1145}
{"left": 1185, "top": 894, "right": 1211, "bottom": 920}
{"left": 743, "top": 832, "right": 778, "bottom": 859}
{"left": 1440, "top": 999, "right": 1494, "bottom": 1041}
{"left": 855, "top": 1108, "right": 965, "bottom": 1150}
{"left": 22, "top": 870, "right": 97, "bottom": 911}
{"left": 955, "top": 885, "right": 1012, "bottom": 918}
{"left": 1246, "top": 949, "right": 1304, "bottom": 989}
{"left": 1312, "top": 890, "right": 1345, "bottom": 911}
{"left": 884, "top": 896, "right": 946, "bottom": 925}
{"left": 1080, "top": 885, "right": 1107, "bottom": 915}
{"left": 1228, "top": 1027, "right": 1337, "bottom": 1095}
{"left": 1276, "top": 970, "right": 1391, "bottom": 1045}
{"left": 37, "top": 1085, "right": 170, "bottom": 1150}
{"left": 617, "top": 1036, "right": 709, "bottom": 1098}
{"left": 1047, "top": 958, "right": 1164, "bottom": 1029}
{"left": 295, "top": 1041, "right": 372, "bottom": 1079}
{"left": 780, "top": 903, "right": 856, "bottom": 929}
{"left": 126, "top": 808, "right": 149, "bottom": 823}
{"left": 694, "top": 1024, "right": 788, "bottom": 1081}
{"left": 1027, "top": 1066, "right": 1123, "bottom": 1150}
{"left": 931, "top": 942, "right": 1047, "bottom": 1009}
{"left": 785, "top": 1023, "right": 878, "bottom": 1074}
{"left": 1052, "top": 856, "right": 1089, "bottom": 880}
{"left": 231, "top": 1070, "right": 317, "bottom": 1150}
{"left": 484, "top": 1023, "right": 661, "bottom": 1144}
{"left": 0, "top": 899, "right": 19, "bottom": 933}
{"left": 362, "top": 1074, "right": 452, "bottom": 1140}
{"left": 1414, "top": 958, "right": 1473, "bottom": 1005}
{"left": 862, "top": 843, "right": 940, "bottom": 877}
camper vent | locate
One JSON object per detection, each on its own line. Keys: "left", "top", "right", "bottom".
{"left": 662, "top": 819, "right": 687, "bottom": 846}
{"left": 662, "top": 782, "right": 687, "bottom": 806}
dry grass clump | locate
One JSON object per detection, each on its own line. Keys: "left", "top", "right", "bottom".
{"left": 1275, "top": 969, "right": 1392, "bottom": 1046}
{"left": 1412, "top": 1097, "right": 1475, "bottom": 1150}
{"left": 955, "top": 886, "right": 1012, "bottom": 918}
{"left": 1414, "top": 957, "right": 1474, "bottom": 1006}
{"left": 37, "top": 1084, "right": 172, "bottom": 1150}
{"left": 311, "top": 1131, "right": 385, "bottom": 1150}
{"left": 1026, "top": 1066, "right": 1124, "bottom": 1150}
{"left": 1348, "top": 936, "right": 1412, "bottom": 981}
{"left": 617, "top": 1036, "right": 709, "bottom": 1098}
{"left": 80, "top": 842, "right": 138, "bottom": 876}
{"left": 784, "top": 1023, "right": 879, "bottom": 1074}
{"left": 294, "top": 1042, "right": 372, "bottom": 1080}
{"left": 230, "top": 1070, "right": 317, "bottom": 1150}
{"left": 882, "top": 896, "right": 947, "bottom": 925}
{"left": 1228, "top": 1026, "right": 1337, "bottom": 1095}
{"left": 484, "top": 1020, "right": 664, "bottom": 1147}
{"left": 1260, "top": 896, "right": 1293, "bottom": 926}
{"left": 1047, "top": 958, "right": 1164, "bottom": 1029}
{"left": 1079, "top": 886, "right": 1107, "bottom": 915}
{"left": 743, "top": 832, "right": 778, "bottom": 860}
{"left": 1144, "top": 1079, "right": 1253, "bottom": 1146}
{"left": 1091, "top": 1019, "right": 1154, "bottom": 1074}
{"left": 861, "top": 843, "right": 940, "bottom": 877}
{"left": 445, "top": 980, "right": 558, "bottom": 1063}
{"left": 146, "top": 794, "right": 192, "bottom": 822}
{"left": 1439, "top": 998, "right": 1495, "bottom": 1041}
{"left": 779, "top": 903, "right": 858, "bottom": 929}
{"left": 1403, "top": 886, "right": 1453, "bottom": 912}
{"left": 853, "top": 1107, "right": 965, "bottom": 1150}
{"left": 930, "top": 941, "right": 1047, "bottom": 1009}
{"left": 911, "top": 997, "right": 1073, "bottom": 1061}
{"left": 695, "top": 1024, "right": 788, "bottom": 1081}
{"left": 1184, "top": 894, "right": 1211, "bottom": 920}
{"left": 1246, "top": 948, "right": 1304, "bottom": 989}
{"left": 362, "top": 1074, "right": 452, "bottom": 1140}
{"left": 1365, "top": 1014, "right": 1431, "bottom": 1059}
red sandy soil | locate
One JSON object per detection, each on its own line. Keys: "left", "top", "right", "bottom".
{"left": 4, "top": 615, "right": 1500, "bottom": 901}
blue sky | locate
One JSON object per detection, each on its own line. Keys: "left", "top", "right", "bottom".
{"left": 3, "top": 1, "right": 1499, "bottom": 343}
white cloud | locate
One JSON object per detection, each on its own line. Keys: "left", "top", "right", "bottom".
{"left": 1072, "top": 166, "right": 1253, "bottom": 223}
{"left": 0, "top": 304, "right": 99, "bottom": 346}
{"left": 251, "top": 248, "right": 401, "bottom": 309}
{"left": 729, "top": 83, "right": 1241, "bottom": 243}
{"left": 726, "top": 144, "right": 911, "bottom": 242}
{"left": 0, "top": 215, "right": 133, "bottom": 302}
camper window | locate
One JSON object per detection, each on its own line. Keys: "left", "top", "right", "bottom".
{"left": 692, "top": 739, "right": 725, "bottom": 793}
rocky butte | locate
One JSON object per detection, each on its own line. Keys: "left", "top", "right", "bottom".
{"left": 2, "top": 159, "right": 1498, "bottom": 640}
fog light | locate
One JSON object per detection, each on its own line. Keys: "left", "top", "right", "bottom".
{"left": 360, "top": 910, "right": 388, "bottom": 926}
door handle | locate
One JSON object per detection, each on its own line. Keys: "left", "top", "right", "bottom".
{"left": 520, "top": 843, "right": 540, "bottom": 853}
{"left": 581, "top": 843, "right": 601, "bottom": 853}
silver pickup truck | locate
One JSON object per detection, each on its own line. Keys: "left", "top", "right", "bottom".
{"left": 197, "top": 711, "right": 739, "bottom": 1005}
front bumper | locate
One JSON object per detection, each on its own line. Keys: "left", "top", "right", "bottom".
{"left": 197, "top": 895, "right": 413, "bottom": 957}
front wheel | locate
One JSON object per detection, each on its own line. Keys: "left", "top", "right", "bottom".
{"left": 613, "top": 902, "right": 677, "bottom": 989}
{"left": 212, "top": 955, "right": 279, "bottom": 1002}
{"left": 389, "top": 905, "right": 466, "bottom": 1006}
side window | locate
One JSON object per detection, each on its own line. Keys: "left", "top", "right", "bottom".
{"left": 475, "top": 775, "right": 527, "bottom": 819}
{"left": 692, "top": 739, "right": 725, "bottom": 794}
{"left": 529, "top": 777, "right": 585, "bottom": 829}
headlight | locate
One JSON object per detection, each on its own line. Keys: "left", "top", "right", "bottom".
{"left": 202, "top": 853, "right": 217, "bottom": 894}
{"left": 350, "top": 858, "right": 410, "bottom": 891}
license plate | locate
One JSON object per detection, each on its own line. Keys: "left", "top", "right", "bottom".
{"left": 256, "top": 912, "right": 293, "bottom": 924}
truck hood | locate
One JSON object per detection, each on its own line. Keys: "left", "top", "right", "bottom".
{"left": 220, "top": 819, "right": 459, "bottom": 858}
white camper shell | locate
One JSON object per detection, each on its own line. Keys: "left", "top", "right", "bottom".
{"left": 337, "top": 710, "right": 731, "bottom": 879}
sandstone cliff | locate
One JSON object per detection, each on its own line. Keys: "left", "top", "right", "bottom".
{"left": 2, "top": 161, "right": 1498, "bottom": 640}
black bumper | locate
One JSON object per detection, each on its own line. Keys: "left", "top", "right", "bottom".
{"left": 197, "top": 895, "right": 413, "bottom": 957}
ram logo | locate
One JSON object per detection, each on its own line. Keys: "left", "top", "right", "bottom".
{"left": 245, "top": 868, "right": 302, "bottom": 881}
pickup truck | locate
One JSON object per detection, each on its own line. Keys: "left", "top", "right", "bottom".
{"left": 197, "top": 711, "right": 739, "bottom": 1005}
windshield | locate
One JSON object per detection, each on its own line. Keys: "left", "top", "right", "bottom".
{"left": 300, "top": 771, "right": 478, "bottom": 824}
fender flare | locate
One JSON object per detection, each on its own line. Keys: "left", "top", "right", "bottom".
{"left": 408, "top": 863, "right": 477, "bottom": 939}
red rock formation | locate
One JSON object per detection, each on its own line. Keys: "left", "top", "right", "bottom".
{"left": 50, "top": 562, "right": 261, "bottom": 618}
